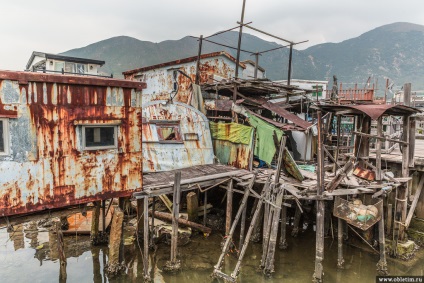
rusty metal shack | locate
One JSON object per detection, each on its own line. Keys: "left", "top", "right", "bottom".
{"left": 0, "top": 71, "right": 146, "bottom": 216}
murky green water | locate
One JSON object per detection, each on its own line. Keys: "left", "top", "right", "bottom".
{"left": 0, "top": 222, "right": 422, "bottom": 283}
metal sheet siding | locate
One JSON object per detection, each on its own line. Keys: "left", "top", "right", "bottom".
{"left": 0, "top": 76, "right": 143, "bottom": 216}
{"left": 142, "top": 101, "right": 214, "bottom": 172}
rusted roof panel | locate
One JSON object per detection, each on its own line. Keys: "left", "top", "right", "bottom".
{"left": 318, "top": 104, "right": 421, "bottom": 119}
{"left": 123, "top": 51, "right": 246, "bottom": 76}
{"left": 0, "top": 74, "right": 143, "bottom": 216}
{"left": 0, "top": 70, "right": 146, "bottom": 90}
{"left": 262, "top": 102, "right": 312, "bottom": 130}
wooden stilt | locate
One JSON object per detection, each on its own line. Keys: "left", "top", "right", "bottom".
{"left": 56, "top": 221, "right": 67, "bottom": 283}
{"left": 376, "top": 117, "right": 383, "bottom": 181}
{"left": 226, "top": 179, "right": 234, "bottom": 236}
{"left": 264, "top": 186, "right": 284, "bottom": 277}
{"left": 91, "top": 201, "right": 101, "bottom": 245}
{"left": 203, "top": 190, "right": 208, "bottom": 227}
{"left": 143, "top": 197, "right": 151, "bottom": 281}
{"left": 337, "top": 218, "right": 344, "bottom": 269}
{"left": 261, "top": 184, "right": 275, "bottom": 269}
{"left": 239, "top": 201, "right": 247, "bottom": 256}
{"left": 165, "top": 171, "right": 182, "bottom": 272}
{"left": 251, "top": 200, "right": 263, "bottom": 243}
{"left": 213, "top": 175, "right": 256, "bottom": 278}
{"left": 106, "top": 206, "right": 124, "bottom": 275}
{"left": 387, "top": 203, "right": 393, "bottom": 234}
{"left": 186, "top": 192, "right": 198, "bottom": 223}
{"left": 313, "top": 110, "right": 325, "bottom": 283}
{"left": 279, "top": 203, "right": 288, "bottom": 250}
{"left": 291, "top": 203, "right": 302, "bottom": 237}
{"left": 92, "top": 247, "right": 102, "bottom": 283}
{"left": 137, "top": 199, "right": 144, "bottom": 238}
{"left": 150, "top": 197, "right": 156, "bottom": 248}
{"left": 377, "top": 200, "right": 388, "bottom": 275}
{"left": 333, "top": 115, "right": 342, "bottom": 173}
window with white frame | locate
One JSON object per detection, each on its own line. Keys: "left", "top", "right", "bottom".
{"left": 82, "top": 125, "right": 118, "bottom": 150}
{"left": 0, "top": 118, "right": 9, "bottom": 155}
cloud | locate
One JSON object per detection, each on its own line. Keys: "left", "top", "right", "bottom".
{"left": 0, "top": 0, "right": 423, "bottom": 70}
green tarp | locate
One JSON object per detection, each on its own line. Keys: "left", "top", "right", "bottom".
{"left": 210, "top": 122, "right": 253, "bottom": 145}
{"left": 246, "top": 113, "right": 284, "bottom": 164}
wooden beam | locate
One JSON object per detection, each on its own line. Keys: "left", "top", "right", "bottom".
{"left": 405, "top": 173, "right": 424, "bottom": 228}
{"left": 353, "top": 131, "right": 409, "bottom": 146}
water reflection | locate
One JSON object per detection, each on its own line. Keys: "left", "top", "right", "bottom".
{"left": 0, "top": 221, "right": 423, "bottom": 282}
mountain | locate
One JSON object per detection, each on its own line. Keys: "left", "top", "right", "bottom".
{"left": 61, "top": 22, "right": 424, "bottom": 91}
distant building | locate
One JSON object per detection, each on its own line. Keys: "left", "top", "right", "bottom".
{"left": 123, "top": 51, "right": 265, "bottom": 104}
{"left": 26, "top": 51, "right": 106, "bottom": 76}
{"left": 278, "top": 79, "right": 329, "bottom": 100}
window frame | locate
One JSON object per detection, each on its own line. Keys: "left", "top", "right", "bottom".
{"left": 156, "top": 123, "right": 183, "bottom": 144}
{"left": 0, "top": 118, "right": 10, "bottom": 156}
{"left": 81, "top": 124, "right": 118, "bottom": 151}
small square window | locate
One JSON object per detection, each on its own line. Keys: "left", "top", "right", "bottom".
{"left": 156, "top": 124, "right": 182, "bottom": 143}
{"left": 82, "top": 125, "right": 118, "bottom": 150}
{"left": 0, "top": 118, "right": 9, "bottom": 155}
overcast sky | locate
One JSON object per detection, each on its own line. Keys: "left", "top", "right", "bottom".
{"left": 1, "top": 0, "right": 423, "bottom": 71}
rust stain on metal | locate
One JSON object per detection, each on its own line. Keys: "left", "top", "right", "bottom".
{"left": 0, "top": 71, "right": 145, "bottom": 216}
{"left": 353, "top": 166, "right": 375, "bottom": 181}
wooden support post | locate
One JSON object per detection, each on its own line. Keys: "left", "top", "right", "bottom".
{"left": 405, "top": 173, "right": 424, "bottom": 228}
{"left": 92, "top": 247, "right": 102, "bottom": 283}
{"left": 251, "top": 200, "right": 263, "bottom": 243}
{"left": 313, "top": 110, "right": 325, "bottom": 283}
{"left": 56, "top": 221, "right": 67, "bottom": 283}
{"left": 356, "top": 115, "right": 371, "bottom": 168}
{"left": 203, "top": 190, "right": 208, "bottom": 227}
{"left": 337, "top": 218, "right": 344, "bottom": 269}
{"left": 187, "top": 192, "right": 198, "bottom": 222}
{"left": 398, "top": 113, "right": 410, "bottom": 241}
{"left": 143, "top": 197, "right": 150, "bottom": 281}
{"left": 102, "top": 200, "right": 106, "bottom": 233}
{"left": 291, "top": 203, "right": 302, "bottom": 237}
{"left": 165, "top": 171, "right": 182, "bottom": 272}
{"left": 409, "top": 117, "right": 416, "bottom": 168}
{"left": 239, "top": 202, "right": 247, "bottom": 256}
{"left": 387, "top": 203, "right": 393, "bottom": 234}
{"left": 213, "top": 175, "right": 256, "bottom": 275}
{"left": 279, "top": 203, "right": 288, "bottom": 250}
{"left": 264, "top": 187, "right": 284, "bottom": 276}
{"left": 226, "top": 179, "right": 233, "bottom": 236}
{"left": 275, "top": 136, "right": 287, "bottom": 183}
{"left": 376, "top": 117, "right": 383, "bottom": 181}
{"left": 150, "top": 197, "right": 156, "bottom": 248}
{"left": 261, "top": 184, "right": 275, "bottom": 269}
{"left": 333, "top": 115, "right": 342, "bottom": 173}
{"left": 377, "top": 201, "right": 388, "bottom": 275}
{"left": 106, "top": 207, "right": 124, "bottom": 275}
{"left": 136, "top": 199, "right": 144, "bottom": 237}
{"left": 91, "top": 201, "right": 101, "bottom": 245}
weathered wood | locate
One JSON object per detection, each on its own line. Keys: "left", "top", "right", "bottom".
{"left": 337, "top": 218, "right": 344, "bottom": 269}
{"left": 226, "top": 179, "right": 233, "bottom": 235}
{"left": 56, "top": 221, "right": 67, "bottom": 283}
{"left": 213, "top": 175, "right": 256, "bottom": 276}
{"left": 203, "top": 190, "right": 208, "bottom": 227}
{"left": 377, "top": 202, "right": 388, "bottom": 275}
{"left": 239, "top": 201, "right": 247, "bottom": 256}
{"left": 106, "top": 206, "right": 124, "bottom": 275}
{"left": 398, "top": 108, "right": 410, "bottom": 241}
{"left": 150, "top": 210, "right": 212, "bottom": 234}
{"left": 261, "top": 184, "right": 274, "bottom": 268}
{"left": 325, "top": 158, "right": 355, "bottom": 192}
{"left": 231, "top": 179, "right": 271, "bottom": 281}
{"left": 264, "top": 187, "right": 284, "bottom": 276}
{"left": 387, "top": 203, "right": 393, "bottom": 233}
{"left": 405, "top": 173, "right": 424, "bottom": 228}
{"left": 376, "top": 117, "right": 383, "bottom": 181}
{"left": 91, "top": 201, "right": 101, "bottom": 244}
{"left": 159, "top": 195, "right": 173, "bottom": 213}
{"left": 275, "top": 136, "right": 287, "bottom": 183}
{"left": 136, "top": 199, "right": 144, "bottom": 237}
{"left": 143, "top": 197, "right": 150, "bottom": 281}
{"left": 279, "top": 204, "right": 288, "bottom": 249}
{"left": 291, "top": 203, "right": 302, "bottom": 237}
{"left": 169, "top": 172, "right": 182, "bottom": 270}
{"left": 409, "top": 117, "right": 416, "bottom": 168}
{"left": 314, "top": 110, "right": 325, "bottom": 282}
{"left": 353, "top": 131, "right": 409, "bottom": 146}
{"left": 333, "top": 115, "right": 342, "bottom": 173}
{"left": 186, "top": 192, "right": 198, "bottom": 222}
{"left": 150, "top": 197, "right": 156, "bottom": 248}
